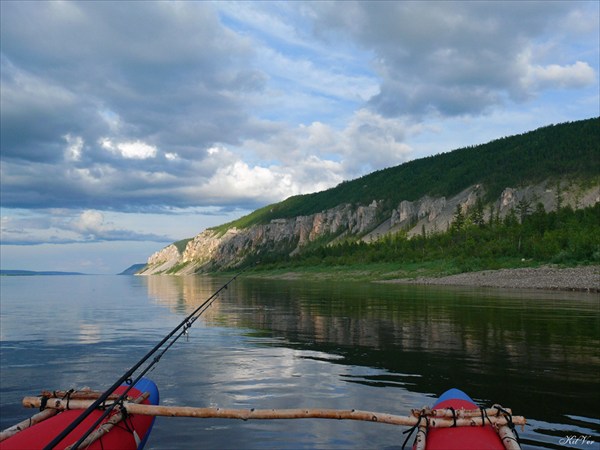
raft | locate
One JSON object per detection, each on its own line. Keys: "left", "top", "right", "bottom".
{"left": 2, "top": 381, "right": 523, "bottom": 450}
{"left": 418, "top": 388, "right": 517, "bottom": 450}
{"left": 0, "top": 378, "right": 159, "bottom": 450}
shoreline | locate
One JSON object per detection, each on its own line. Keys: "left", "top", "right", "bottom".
{"left": 380, "top": 265, "right": 600, "bottom": 293}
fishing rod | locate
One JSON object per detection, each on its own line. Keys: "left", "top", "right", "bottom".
{"left": 43, "top": 269, "right": 245, "bottom": 450}
{"left": 67, "top": 279, "right": 227, "bottom": 449}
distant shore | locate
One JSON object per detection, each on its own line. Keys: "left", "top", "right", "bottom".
{"left": 381, "top": 265, "right": 600, "bottom": 293}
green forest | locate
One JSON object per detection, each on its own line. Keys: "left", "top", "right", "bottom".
{"left": 245, "top": 202, "right": 600, "bottom": 276}
{"left": 214, "top": 117, "right": 599, "bottom": 233}
{"left": 198, "top": 117, "right": 600, "bottom": 278}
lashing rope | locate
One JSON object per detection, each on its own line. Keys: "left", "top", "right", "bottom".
{"left": 39, "top": 396, "right": 48, "bottom": 412}
{"left": 401, "top": 413, "right": 429, "bottom": 450}
{"left": 495, "top": 405, "right": 521, "bottom": 446}
{"left": 447, "top": 407, "right": 456, "bottom": 427}
{"left": 479, "top": 406, "right": 493, "bottom": 427}
{"left": 62, "top": 389, "right": 74, "bottom": 410}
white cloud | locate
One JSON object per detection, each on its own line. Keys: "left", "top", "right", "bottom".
{"left": 99, "top": 138, "right": 114, "bottom": 150}
{"left": 0, "top": 208, "right": 171, "bottom": 245}
{"left": 73, "top": 210, "right": 106, "bottom": 236}
{"left": 207, "top": 146, "right": 222, "bottom": 155}
{"left": 64, "top": 134, "right": 83, "bottom": 161}
{"left": 117, "top": 141, "right": 157, "bottom": 159}
{"left": 524, "top": 61, "right": 596, "bottom": 90}
{"left": 242, "top": 108, "right": 414, "bottom": 183}
{"left": 341, "top": 109, "right": 413, "bottom": 172}
{"left": 100, "top": 138, "right": 158, "bottom": 159}
{"left": 197, "top": 156, "right": 343, "bottom": 205}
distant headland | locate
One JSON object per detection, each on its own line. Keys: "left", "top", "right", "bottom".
{"left": 118, "top": 264, "right": 147, "bottom": 275}
{"left": 0, "top": 270, "right": 86, "bottom": 276}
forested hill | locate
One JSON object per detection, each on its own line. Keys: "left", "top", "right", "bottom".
{"left": 214, "top": 117, "right": 599, "bottom": 232}
{"left": 141, "top": 117, "right": 599, "bottom": 275}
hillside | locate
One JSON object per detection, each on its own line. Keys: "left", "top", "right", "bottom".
{"left": 118, "top": 264, "right": 147, "bottom": 275}
{"left": 139, "top": 118, "right": 600, "bottom": 275}
{"left": 213, "top": 118, "right": 599, "bottom": 233}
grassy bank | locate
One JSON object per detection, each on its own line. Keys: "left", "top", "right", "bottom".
{"left": 236, "top": 257, "right": 567, "bottom": 282}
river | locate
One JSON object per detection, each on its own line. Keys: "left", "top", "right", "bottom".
{"left": 0, "top": 275, "right": 598, "bottom": 449}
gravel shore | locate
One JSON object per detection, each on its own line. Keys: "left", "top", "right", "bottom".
{"left": 385, "top": 265, "right": 600, "bottom": 292}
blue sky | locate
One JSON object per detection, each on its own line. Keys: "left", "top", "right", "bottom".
{"left": 1, "top": 1, "right": 598, "bottom": 274}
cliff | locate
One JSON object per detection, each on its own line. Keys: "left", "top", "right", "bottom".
{"left": 138, "top": 179, "right": 599, "bottom": 275}
{"left": 140, "top": 118, "right": 599, "bottom": 275}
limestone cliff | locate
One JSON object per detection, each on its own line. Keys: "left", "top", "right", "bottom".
{"left": 138, "top": 180, "right": 599, "bottom": 275}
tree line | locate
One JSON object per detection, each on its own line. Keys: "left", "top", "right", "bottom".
{"left": 250, "top": 201, "right": 600, "bottom": 272}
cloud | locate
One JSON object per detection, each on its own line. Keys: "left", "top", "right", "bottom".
{"left": 1, "top": 209, "right": 171, "bottom": 245}
{"left": 307, "top": 1, "right": 598, "bottom": 118}
{"left": 72, "top": 210, "right": 108, "bottom": 237}
{"left": 524, "top": 61, "right": 596, "bottom": 90}
{"left": 100, "top": 138, "right": 158, "bottom": 159}
{"left": 64, "top": 134, "right": 84, "bottom": 162}
{"left": 0, "top": 1, "right": 597, "bottom": 218}
{"left": 243, "top": 108, "right": 414, "bottom": 181}
{"left": 1, "top": 1, "right": 262, "bottom": 162}
{"left": 0, "top": 57, "right": 92, "bottom": 163}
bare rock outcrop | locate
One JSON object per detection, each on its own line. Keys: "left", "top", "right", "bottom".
{"left": 139, "top": 244, "right": 182, "bottom": 275}
{"left": 140, "top": 181, "right": 599, "bottom": 275}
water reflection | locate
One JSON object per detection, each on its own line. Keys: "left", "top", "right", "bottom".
{"left": 141, "top": 276, "right": 600, "bottom": 429}
{"left": 145, "top": 275, "right": 230, "bottom": 319}
{"left": 78, "top": 323, "right": 101, "bottom": 344}
{"left": 1, "top": 275, "right": 597, "bottom": 449}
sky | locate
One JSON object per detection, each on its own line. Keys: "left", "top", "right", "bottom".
{"left": 1, "top": 1, "right": 598, "bottom": 274}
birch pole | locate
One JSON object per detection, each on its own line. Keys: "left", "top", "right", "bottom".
{"left": 411, "top": 406, "right": 512, "bottom": 419}
{"left": 40, "top": 390, "right": 125, "bottom": 401}
{"left": 0, "top": 409, "right": 58, "bottom": 442}
{"left": 497, "top": 425, "right": 522, "bottom": 450}
{"left": 64, "top": 392, "right": 150, "bottom": 450}
{"left": 413, "top": 422, "right": 428, "bottom": 450}
{"left": 21, "top": 398, "right": 526, "bottom": 428}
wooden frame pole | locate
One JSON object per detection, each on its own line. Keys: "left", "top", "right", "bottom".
{"left": 21, "top": 397, "right": 526, "bottom": 428}
{"left": 0, "top": 409, "right": 58, "bottom": 442}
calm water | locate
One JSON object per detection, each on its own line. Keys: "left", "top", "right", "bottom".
{"left": 0, "top": 275, "right": 598, "bottom": 449}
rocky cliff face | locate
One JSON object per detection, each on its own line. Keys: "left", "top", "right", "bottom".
{"left": 138, "top": 180, "right": 599, "bottom": 275}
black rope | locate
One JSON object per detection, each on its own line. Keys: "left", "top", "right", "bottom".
{"left": 62, "top": 389, "right": 74, "bottom": 410}
{"left": 401, "top": 414, "right": 428, "bottom": 450}
{"left": 39, "top": 396, "right": 48, "bottom": 412}
{"left": 447, "top": 407, "right": 456, "bottom": 427}
{"left": 480, "top": 407, "right": 493, "bottom": 427}
{"left": 495, "top": 405, "right": 521, "bottom": 446}
{"left": 43, "top": 269, "right": 246, "bottom": 450}
{"left": 117, "top": 404, "right": 135, "bottom": 435}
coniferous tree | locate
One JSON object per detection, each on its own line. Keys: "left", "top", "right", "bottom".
{"left": 516, "top": 198, "right": 532, "bottom": 223}
{"left": 452, "top": 204, "right": 465, "bottom": 232}
{"left": 470, "top": 197, "right": 485, "bottom": 227}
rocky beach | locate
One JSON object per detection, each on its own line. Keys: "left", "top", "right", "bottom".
{"left": 385, "top": 265, "right": 600, "bottom": 292}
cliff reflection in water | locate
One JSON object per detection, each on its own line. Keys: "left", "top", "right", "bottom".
{"left": 142, "top": 275, "right": 599, "bottom": 422}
